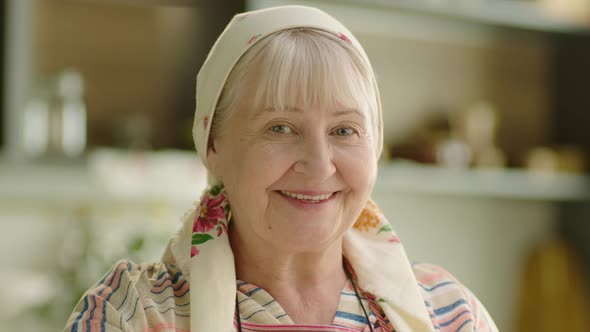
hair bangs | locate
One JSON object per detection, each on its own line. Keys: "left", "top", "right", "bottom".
{"left": 251, "top": 29, "right": 374, "bottom": 115}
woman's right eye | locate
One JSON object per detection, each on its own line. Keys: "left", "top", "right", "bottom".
{"left": 270, "top": 124, "right": 292, "bottom": 134}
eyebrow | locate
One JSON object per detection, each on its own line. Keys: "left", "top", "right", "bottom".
{"left": 252, "top": 106, "right": 366, "bottom": 119}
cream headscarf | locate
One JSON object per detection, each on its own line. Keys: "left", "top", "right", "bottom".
{"left": 184, "top": 5, "right": 436, "bottom": 331}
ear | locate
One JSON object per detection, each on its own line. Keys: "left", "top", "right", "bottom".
{"left": 206, "top": 139, "right": 222, "bottom": 178}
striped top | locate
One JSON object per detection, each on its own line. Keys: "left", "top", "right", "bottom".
{"left": 235, "top": 271, "right": 394, "bottom": 332}
{"left": 64, "top": 259, "right": 495, "bottom": 332}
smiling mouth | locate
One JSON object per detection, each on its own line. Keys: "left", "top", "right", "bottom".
{"left": 278, "top": 190, "right": 336, "bottom": 203}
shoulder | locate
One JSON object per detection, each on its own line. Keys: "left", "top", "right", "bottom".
{"left": 411, "top": 262, "right": 499, "bottom": 332}
{"left": 64, "top": 260, "right": 190, "bottom": 332}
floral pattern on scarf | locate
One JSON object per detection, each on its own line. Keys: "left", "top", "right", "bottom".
{"left": 191, "top": 184, "right": 230, "bottom": 257}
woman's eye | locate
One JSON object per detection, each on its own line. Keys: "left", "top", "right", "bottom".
{"left": 334, "top": 127, "right": 355, "bottom": 136}
{"left": 270, "top": 124, "right": 292, "bottom": 134}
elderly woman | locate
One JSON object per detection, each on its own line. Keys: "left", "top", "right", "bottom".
{"left": 65, "top": 5, "right": 498, "bottom": 332}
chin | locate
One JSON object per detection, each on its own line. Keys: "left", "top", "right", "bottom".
{"left": 268, "top": 224, "right": 346, "bottom": 254}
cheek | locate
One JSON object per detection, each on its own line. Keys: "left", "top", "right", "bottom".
{"left": 222, "top": 141, "right": 296, "bottom": 191}
{"left": 335, "top": 148, "right": 376, "bottom": 232}
{"left": 335, "top": 146, "right": 377, "bottom": 193}
{"left": 222, "top": 142, "right": 297, "bottom": 231}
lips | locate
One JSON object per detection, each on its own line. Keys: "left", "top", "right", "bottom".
{"left": 277, "top": 190, "right": 337, "bottom": 203}
{"left": 280, "top": 190, "right": 333, "bottom": 201}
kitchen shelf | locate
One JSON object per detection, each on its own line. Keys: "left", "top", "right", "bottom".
{"left": 1, "top": 150, "right": 589, "bottom": 207}
{"left": 375, "top": 162, "right": 590, "bottom": 202}
{"left": 0, "top": 149, "right": 208, "bottom": 209}
{"left": 335, "top": 0, "right": 590, "bottom": 35}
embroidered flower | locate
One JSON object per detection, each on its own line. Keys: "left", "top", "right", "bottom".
{"left": 190, "top": 186, "right": 230, "bottom": 258}
{"left": 193, "top": 193, "right": 226, "bottom": 233}
{"left": 247, "top": 34, "right": 262, "bottom": 44}
{"left": 191, "top": 245, "right": 200, "bottom": 257}
{"left": 338, "top": 32, "right": 351, "bottom": 44}
{"left": 216, "top": 221, "right": 228, "bottom": 237}
{"left": 203, "top": 116, "right": 209, "bottom": 129}
{"left": 353, "top": 209, "right": 380, "bottom": 232}
{"left": 388, "top": 235, "right": 401, "bottom": 243}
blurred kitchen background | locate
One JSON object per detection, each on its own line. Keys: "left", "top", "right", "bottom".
{"left": 1, "top": 0, "right": 590, "bottom": 330}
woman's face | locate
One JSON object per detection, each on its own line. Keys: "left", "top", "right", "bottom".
{"left": 207, "top": 76, "right": 377, "bottom": 254}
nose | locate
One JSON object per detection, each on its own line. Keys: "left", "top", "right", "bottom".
{"left": 292, "top": 133, "right": 336, "bottom": 180}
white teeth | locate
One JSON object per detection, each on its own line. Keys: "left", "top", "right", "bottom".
{"left": 280, "top": 190, "right": 334, "bottom": 202}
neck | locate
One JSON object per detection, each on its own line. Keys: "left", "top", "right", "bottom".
{"left": 230, "top": 226, "right": 347, "bottom": 324}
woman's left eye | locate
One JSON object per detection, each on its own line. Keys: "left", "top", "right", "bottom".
{"left": 270, "top": 124, "right": 292, "bottom": 134}
{"left": 333, "top": 127, "right": 356, "bottom": 136}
